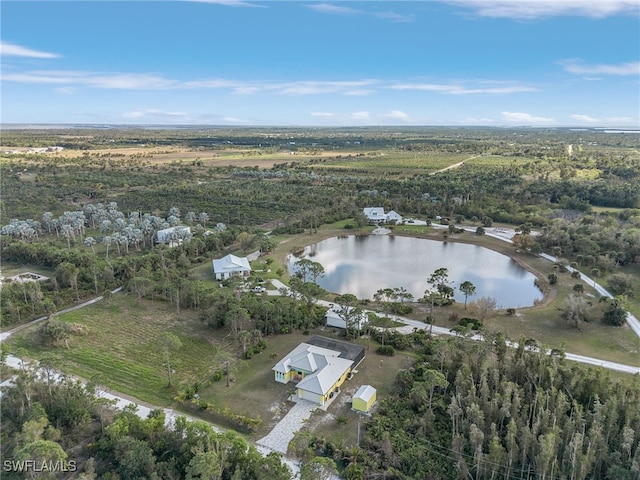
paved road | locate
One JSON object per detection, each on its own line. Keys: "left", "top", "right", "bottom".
{"left": 273, "top": 275, "right": 640, "bottom": 373}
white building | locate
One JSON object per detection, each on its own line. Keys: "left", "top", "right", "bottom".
{"left": 156, "top": 226, "right": 191, "bottom": 246}
{"left": 325, "top": 304, "right": 368, "bottom": 330}
{"left": 363, "top": 207, "right": 403, "bottom": 224}
{"left": 212, "top": 254, "right": 252, "bottom": 280}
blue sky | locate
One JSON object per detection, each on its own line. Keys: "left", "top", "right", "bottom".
{"left": 1, "top": 1, "right": 639, "bottom": 127}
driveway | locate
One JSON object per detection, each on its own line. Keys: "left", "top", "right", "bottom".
{"left": 256, "top": 398, "right": 318, "bottom": 454}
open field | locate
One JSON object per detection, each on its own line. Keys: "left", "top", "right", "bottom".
{"left": 7, "top": 295, "right": 226, "bottom": 407}
{"left": 306, "top": 151, "right": 470, "bottom": 173}
{"left": 0, "top": 262, "right": 56, "bottom": 278}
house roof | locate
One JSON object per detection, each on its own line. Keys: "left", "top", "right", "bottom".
{"left": 272, "top": 343, "right": 340, "bottom": 374}
{"left": 273, "top": 337, "right": 365, "bottom": 396}
{"left": 157, "top": 225, "right": 190, "bottom": 235}
{"left": 326, "top": 304, "right": 366, "bottom": 319}
{"left": 353, "top": 384, "right": 376, "bottom": 402}
{"left": 306, "top": 335, "right": 365, "bottom": 362}
{"left": 212, "top": 254, "right": 251, "bottom": 273}
{"left": 363, "top": 207, "right": 385, "bottom": 218}
{"left": 296, "top": 356, "right": 354, "bottom": 395}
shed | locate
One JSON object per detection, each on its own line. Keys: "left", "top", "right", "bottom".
{"left": 352, "top": 385, "right": 376, "bottom": 413}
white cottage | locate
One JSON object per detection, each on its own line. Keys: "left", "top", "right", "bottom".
{"left": 212, "top": 254, "right": 251, "bottom": 280}
{"left": 363, "top": 207, "right": 386, "bottom": 223}
{"left": 363, "top": 207, "right": 403, "bottom": 224}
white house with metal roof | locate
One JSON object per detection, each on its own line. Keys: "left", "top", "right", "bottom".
{"left": 212, "top": 254, "right": 252, "bottom": 280}
{"left": 363, "top": 207, "right": 403, "bottom": 224}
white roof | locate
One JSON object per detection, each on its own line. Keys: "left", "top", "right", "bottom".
{"left": 354, "top": 384, "right": 376, "bottom": 402}
{"left": 273, "top": 342, "right": 354, "bottom": 396}
{"left": 273, "top": 343, "right": 340, "bottom": 374}
{"left": 326, "top": 304, "right": 367, "bottom": 321}
{"left": 157, "top": 225, "right": 190, "bottom": 236}
{"left": 296, "top": 356, "right": 354, "bottom": 395}
{"left": 363, "top": 207, "right": 385, "bottom": 218}
{"left": 212, "top": 254, "right": 251, "bottom": 274}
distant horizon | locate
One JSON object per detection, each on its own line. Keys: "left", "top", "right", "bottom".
{"left": 2, "top": 1, "right": 638, "bottom": 127}
{"left": 1, "top": 123, "right": 639, "bottom": 132}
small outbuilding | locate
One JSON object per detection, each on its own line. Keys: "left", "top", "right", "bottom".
{"left": 352, "top": 385, "right": 377, "bottom": 413}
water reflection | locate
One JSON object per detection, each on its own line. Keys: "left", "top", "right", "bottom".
{"left": 287, "top": 235, "right": 542, "bottom": 308}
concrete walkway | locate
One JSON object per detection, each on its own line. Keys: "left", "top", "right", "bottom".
{"left": 256, "top": 398, "right": 318, "bottom": 454}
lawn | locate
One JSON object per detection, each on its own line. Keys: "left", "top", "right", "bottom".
{"left": 1, "top": 261, "right": 56, "bottom": 278}
{"left": 7, "top": 294, "right": 227, "bottom": 407}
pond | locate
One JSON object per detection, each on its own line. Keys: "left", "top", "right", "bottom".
{"left": 287, "top": 234, "right": 543, "bottom": 308}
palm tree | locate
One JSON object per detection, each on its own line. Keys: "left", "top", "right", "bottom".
{"left": 459, "top": 281, "right": 476, "bottom": 309}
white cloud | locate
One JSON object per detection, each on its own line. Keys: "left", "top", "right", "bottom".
{"left": 311, "top": 112, "right": 335, "bottom": 117}
{"left": 306, "top": 3, "right": 362, "bottom": 15}
{"left": 570, "top": 114, "right": 599, "bottom": 123}
{"left": 306, "top": 3, "right": 413, "bottom": 22}
{"left": 54, "top": 87, "right": 76, "bottom": 95}
{"left": 122, "top": 110, "right": 146, "bottom": 119}
{"left": 463, "top": 117, "right": 496, "bottom": 124}
{"left": 221, "top": 116, "right": 247, "bottom": 123}
{"left": 391, "top": 82, "right": 536, "bottom": 95}
{"left": 188, "top": 0, "right": 266, "bottom": 7}
{"left": 2, "top": 70, "right": 380, "bottom": 95}
{"left": 604, "top": 115, "right": 640, "bottom": 125}
{"left": 268, "top": 80, "right": 377, "bottom": 96}
{"left": 373, "top": 11, "right": 414, "bottom": 22}
{"left": 560, "top": 59, "right": 640, "bottom": 76}
{"left": 2, "top": 71, "right": 178, "bottom": 89}
{"left": 383, "top": 110, "right": 411, "bottom": 121}
{"left": 122, "top": 108, "right": 190, "bottom": 120}
{"left": 446, "top": 0, "right": 640, "bottom": 19}
{"left": 0, "top": 41, "right": 60, "bottom": 59}
{"left": 351, "top": 111, "right": 371, "bottom": 120}
{"left": 501, "top": 111, "right": 555, "bottom": 124}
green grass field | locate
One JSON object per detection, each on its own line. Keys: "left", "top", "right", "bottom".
{"left": 7, "top": 295, "right": 226, "bottom": 407}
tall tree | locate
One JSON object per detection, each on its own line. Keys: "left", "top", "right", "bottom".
{"left": 459, "top": 281, "right": 476, "bottom": 310}
{"left": 333, "top": 293, "right": 365, "bottom": 339}
{"left": 158, "top": 332, "right": 182, "bottom": 388}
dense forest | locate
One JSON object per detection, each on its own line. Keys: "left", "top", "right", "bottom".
{"left": 0, "top": 367, "right": 292, "bottom": 479}
{"left": 296, "top": 331, "right": 640, "bottom": 480}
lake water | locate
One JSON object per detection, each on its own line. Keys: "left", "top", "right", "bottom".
{"left": 287, "top": 234, "right": 542, "bottom": 308}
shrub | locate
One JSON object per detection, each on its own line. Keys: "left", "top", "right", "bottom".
{"left": 376, "top": 345, "right": 396, "bottom": 356}
{"left": 459, "top": 317, "right": 483, "bottom": 330}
